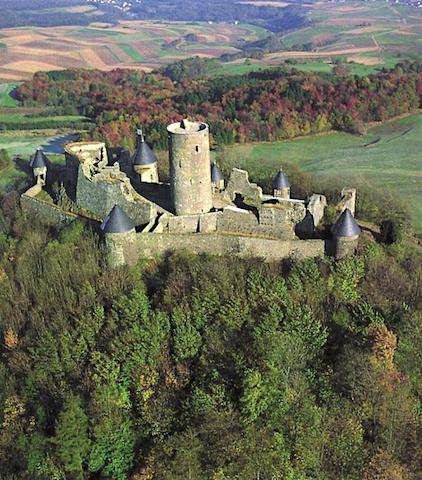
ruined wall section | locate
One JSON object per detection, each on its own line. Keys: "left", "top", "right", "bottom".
{"left": 21, "top": 194, "right": 81, "bottom": 225}
{"left": 150, "top": 203, "right": 306, "bottom": 239}
{"left": 257, "top": 202, "right": 306, "bottom": 239}
{"left": 75, "top": 164, "right": 157, "bottom": 225}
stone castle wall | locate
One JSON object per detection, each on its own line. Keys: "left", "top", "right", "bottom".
{"left": 21, "top": 194, "right": 81, "bottom": 225}
{"left": 131, "top": 233, "right": 325, "bottom": 264}
{"left": 76, "top": 164, "right": 156, "bottom": 225}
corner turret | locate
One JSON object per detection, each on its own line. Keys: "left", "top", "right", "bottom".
{"left": 132, "top": 129, "right": 159, "bottom": 183}
{"left": 211, "top": 163, "right": 224, "bottom": 193}
{"left": 331, "top": 208, "right": 361, "bottom": 259}
{"left": 101, "top": 205, "right": 137, "bottom": 267}
{"left": 30, "top": 147, "right": 49, "bottom": 185}
{"left": 273, "top": 168, "right": 290, "bottom": 199}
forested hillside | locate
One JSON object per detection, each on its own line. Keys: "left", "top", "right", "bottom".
{"left": 0, "top": 193, "right": 421, "bottom": 479}
{"left": 16, "top": 62, "right": 422, "bottom": 149}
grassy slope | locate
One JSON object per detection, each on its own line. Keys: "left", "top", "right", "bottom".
{"left": 221, "top": 113, "right": 422, "bottom": 229}
{"left": 0, "top": 83, "right": 20, "bottom": 108}
{"left": 0, "top": 131, "right": 75, "bottom": 190}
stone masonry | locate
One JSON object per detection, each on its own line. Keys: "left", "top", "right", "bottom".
{"left": 22, "top": 119, "right": 360, "bottom": 265}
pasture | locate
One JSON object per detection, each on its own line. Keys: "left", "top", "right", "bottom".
{"left": 219, "top": 113, "right": 422, "bottom": 231}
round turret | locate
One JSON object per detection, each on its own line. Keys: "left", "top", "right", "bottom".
{"left": 167, "top": 119, "right": 213, "bottom": 216}
{"left": 132, "top": 129, "right": 159, "bottom": 183}
{"left": 273, "top": 168, "right": 290, "bottom": 199}
{"left": 331, "top": 208, "right": 361, "bottom": 259}
{"left": 30, "top": 147, "right": 49, "bottom": 184}
{"left": 211, "top": 163, "right": 224, "bottom": 192}
{"left": 101, "top": 205, "right": 137, "bottom": 267}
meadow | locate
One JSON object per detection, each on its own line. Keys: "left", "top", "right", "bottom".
{"left": 219, "top": 113, "right": 422, "bottom": 231}
{"left": 0, "top": 112, "right": 89, "bottom": 129}
{"left": 0, "top": 130, "right": 77, "bottom": 190}
{"left": 0, "top": 82, "right": 19, "bottom": 107}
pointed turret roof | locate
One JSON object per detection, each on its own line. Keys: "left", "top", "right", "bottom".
{"left": 331, "top": 208, "right": 361, "bottom": 237}
{"left": 101, "top": 205, "right": 134, "bottom": 234}
{"left": 132, "top": 129, "right": 157, "bottom": 166}
{"left": 211, "top": 163, "right": 224, "bottom": 183}
{"left": 180, "top": 118, "right": 190, "bottom": 130}
{"left": 30, "top": 147, "right": 49, "bottom": 169}
{"left": 273, "top": 169, "right": 290, "bottom": 189}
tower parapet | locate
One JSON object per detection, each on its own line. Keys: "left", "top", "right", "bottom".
{"left": 167, "top": 119, "right": 213, "bottom": 216}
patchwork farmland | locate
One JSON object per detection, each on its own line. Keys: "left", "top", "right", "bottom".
{"left": 0, "top": 21, "right": 265, "bottom": 81}
{"left": 215, "top": 1, "right": 422, "bottom": 76}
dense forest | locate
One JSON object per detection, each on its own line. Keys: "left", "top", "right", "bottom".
{"left": 16, "top": 62, "right": 422, "bottom": 149}
{"left": 0, "top": 182, "right": 421, "bottom": 479}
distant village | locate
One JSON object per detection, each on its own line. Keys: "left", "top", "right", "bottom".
{"left": 86, "top": 0, "right": 422, "bottom": 13}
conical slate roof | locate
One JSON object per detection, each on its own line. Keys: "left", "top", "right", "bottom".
{"left": 273, "top": 169, "right": 290, "bottom": 189}
{"left": 101, "top": 205, "right": 134, "bottom": 234}
{"left": 30, "top": 147, "right": 48, "bottom": 169}
{"left": 211, "top": 163, "right": 224, "bottom": 183}
{"left": 132, "top": 130, "right": 157, "bottom": 166}
{"left": 331, "top": 208, "right": 361, "bottom": 237}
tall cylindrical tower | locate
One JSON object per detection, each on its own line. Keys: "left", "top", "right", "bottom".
{"left": 167, "top": 119, "right": 213, "bottom": 216}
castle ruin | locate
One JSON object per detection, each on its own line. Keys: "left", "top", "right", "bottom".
{"left": 21, "top": 119, "right": 361, "bottom": 267}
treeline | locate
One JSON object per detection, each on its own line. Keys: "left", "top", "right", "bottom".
{"left": 0, "top": 192, "right": 420, "bottom": 479}
{"left": 16, "top": 62, "right": 422, "bottom": 149}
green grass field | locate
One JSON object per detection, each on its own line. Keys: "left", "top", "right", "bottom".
{"left": 208, "top": 62, "right": 267, "bottom": 76}
{"left": 0, "top": 83, "right": 20, "bottom": 108}
{"left": 220, "top": 113, "right": 422, "bottom": 230}
{"left": 0, "top": 131, "right": 77, "bottom": 190}
{"left": 118, "top": 43, "right": 144, "bottom": 62}
{"left": 0, "top": 113, "right": 89, "bottom": 127}
{"left": 207, "top": 60, "right": 389, "bottom": 77}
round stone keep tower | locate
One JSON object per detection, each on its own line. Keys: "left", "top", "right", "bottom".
{"left": 167, "top": 119, "right": 213, "bottom": 216}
